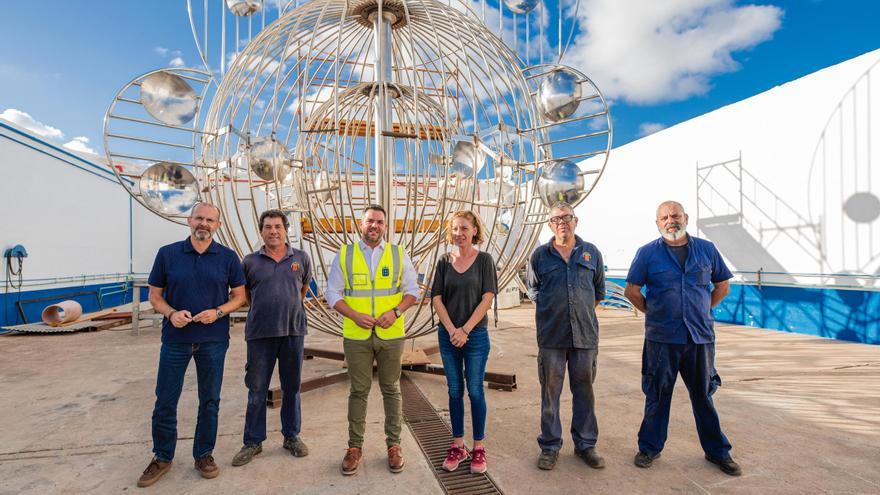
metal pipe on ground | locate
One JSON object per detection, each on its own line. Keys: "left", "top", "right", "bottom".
{"left": 41, "top": 301, "right": 83, "bottom": 326}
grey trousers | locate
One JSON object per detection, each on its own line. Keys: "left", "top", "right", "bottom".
{"left": 537, "top": 347, "right": 599, "bottom": 452}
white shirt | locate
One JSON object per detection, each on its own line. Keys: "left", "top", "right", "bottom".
{"left": 325, "top": 239, "right": 420, "bottom": 309}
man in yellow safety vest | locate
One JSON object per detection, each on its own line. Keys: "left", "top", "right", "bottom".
{"left": 325, "top": 204, "right": 420, "bottom": 476}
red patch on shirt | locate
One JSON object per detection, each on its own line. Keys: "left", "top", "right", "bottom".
{"left": 291, "top": 262, "right": 300, "bottom": 272}
{"left": 583, "top": 253, "right": 591, "bottom": 262}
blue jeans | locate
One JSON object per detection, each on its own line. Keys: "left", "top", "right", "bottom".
{"left": 638, "top": 338, "right": 732, "bottom": 459}
{"left": 438, "top": 325, "right": 490, "bottom": 440}
{"left": 537, "top": 347, "right": 598, "bottom": 452}
{"left": 243, "top": 335, "right": 305, "bottom": 445}
{"left": 151, "top": 340, "right": 229, "bottom": 461}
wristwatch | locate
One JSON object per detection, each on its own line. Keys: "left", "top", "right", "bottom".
{"left": 216, "top": 308, "right": 226, "bottom": 319}
{"left": 392, "top": 306, "right": 401, "bottom": 318}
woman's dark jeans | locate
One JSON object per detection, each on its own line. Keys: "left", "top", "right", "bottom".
{"left": 438, "top": 324, "right": 490, "bottom": 440}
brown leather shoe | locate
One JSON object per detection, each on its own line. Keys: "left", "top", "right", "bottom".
{"left": 341, "top": 447, "right": 362, "bottom": 475}
{"left": 137, "top": 458, "right": 171, "bottom": 487}
{"left": 194, "top": 455, "right": 219, "bottom": 479}
{"left": 387, "top": 445, "right": 405, "bottom": 473}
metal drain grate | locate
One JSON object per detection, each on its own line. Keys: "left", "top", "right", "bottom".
{"left": 400, "top": 373, "right": 504, "bottom": 495}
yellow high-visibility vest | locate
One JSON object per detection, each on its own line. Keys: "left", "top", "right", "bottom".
{"left": 340, "top": 242, "right": 405, "bottom": 340}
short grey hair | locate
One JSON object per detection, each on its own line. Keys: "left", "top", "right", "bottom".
{"left": 655, "top": 200, "right": 685, "bottom": 217}
{"left": 549, "top": 201, "right": 575, "bottom": 214}
{"left": 190, "top": 202, "right": 221, "bottom": 219}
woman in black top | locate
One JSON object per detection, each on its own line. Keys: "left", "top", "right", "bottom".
{"left": 431, "top": 210, "right": 497, "bottom": 474}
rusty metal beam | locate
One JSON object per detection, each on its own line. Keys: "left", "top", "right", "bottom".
{"left": 402, "top": 363, "right": 517, "bottom": 391}
{"left": 267, "top": 370, "right": 349, "bottom": 408}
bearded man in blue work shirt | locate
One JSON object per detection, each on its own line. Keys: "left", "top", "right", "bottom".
{"left": 527, "top": 201, "right": 606, "bottom": 471}
{"left": 232, "top": 209, "right": 313, "bottom": 467}
{"left": 624, "top": 200, "right": 741, "bottom": 476}
{"left": 137, "top": 202, "right": 247, "bottom": 488}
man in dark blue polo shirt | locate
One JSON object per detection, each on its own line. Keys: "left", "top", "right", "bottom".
{"left": 137, "top": 202, "right": 246, "bottom": 488}
{"left": 527, "top": 201, "right": 606, "bottom": 471}
{"left": 231, "top": 209, "right": 313, "bottom": 466}
{"left": 624, "top": 200, "right": 741, "bottom": 476}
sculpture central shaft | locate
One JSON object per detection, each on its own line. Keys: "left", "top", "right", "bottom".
{"left": 372, "top": 9, "right": 395, "bottom": 234}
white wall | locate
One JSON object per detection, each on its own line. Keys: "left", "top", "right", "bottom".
{"left": 0, "top": 122, "right": 183, "bottom": 288}
{"left": 573, "top": 49, "right": 880, "bottom": 282}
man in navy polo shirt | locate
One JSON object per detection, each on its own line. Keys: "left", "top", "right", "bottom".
{"left": 231, "top": 209, "right": 312, "bottom": 466}
{"left": 137, "top": 202, "right": 246, "bottom": 488}
{"left": 624, "top": 200, "right": 741, "bottom": 476}
{"left": 526, "top": 201, "right": 606, "bottom": 471}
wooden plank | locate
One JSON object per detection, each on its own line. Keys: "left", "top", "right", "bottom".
{"left": 56, "top": 308, "right": 120, "bottom": 327}
{"left": 300, "top": 217, "right": 440, "bottom": 234}
{"left": 306, "top": 118, "right": 447, "bottom": 140}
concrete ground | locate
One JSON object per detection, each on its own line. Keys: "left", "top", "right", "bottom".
{"left": 0, "top": 304, "right": 878, "bottom": 494}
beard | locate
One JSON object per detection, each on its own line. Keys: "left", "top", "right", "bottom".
{"left": 658, "top": 222, "right": 688, "bottom": 242}
{"left": 363, "top": 228, "right": 381, "bottom": 243}
{"left": 192, "top": 228, "right": 213, "bottom": 241}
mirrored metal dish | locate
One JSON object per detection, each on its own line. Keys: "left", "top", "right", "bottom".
{"left": 503, "top": 0, "right": 540, "bottom": 14}
{"left": 248, "top": 136, "right": 293, "bottom": 182}
{"left": 537, "top": 159, "right": 585, "bottom": 206}
{"left": 139, "top": 162, "right": 200, "bottom": 215}
{"left": 139, "top": 71, "right": 198, "bottom": 126}
{"left": 226, "top": 0, "right": 262, "bottom": 16}
{"left": 537, "top": 68, "right": 582, "bottom": 122}
{"left": 449, "top": 139, "right": 484, "bottom": 179}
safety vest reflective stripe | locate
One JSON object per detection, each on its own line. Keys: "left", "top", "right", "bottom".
{"left": 342, "top": 245, "right": 401, "bottom": 297}
{"left": 344, "top": 287, "right": 401, "bottom": 297}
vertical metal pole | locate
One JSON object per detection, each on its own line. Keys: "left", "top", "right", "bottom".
{"left": 221, "top": 1, "right": 227, "bottom": 75}
{"left": 131, "top": 282, "right": 140, "bottom": 336}
{"left": 372, "top": 10, "right": 395, "bottom": 237}
{"left": 738, "top": 150, "right": 743, "bottom": 217}
{"left": 558, "top": 0, "right": 562, "bottom": 60}
{"left": 695, "top": 161, "right": 700, "bottom": 237}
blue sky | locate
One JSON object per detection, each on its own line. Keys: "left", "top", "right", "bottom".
{"left": 1, "top": 0, "right": 878, "bottom": 157}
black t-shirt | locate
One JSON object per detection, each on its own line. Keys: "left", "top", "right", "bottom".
{"left": 669, "top": 242, "right": 689, "bottom": 267}
{"left": 431, "top": 251, "right": 498, "bottom": 329}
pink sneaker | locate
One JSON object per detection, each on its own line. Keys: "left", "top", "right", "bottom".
{"left": 470, "top": 446, "right": 487, "bottom": 474}
{"left": 442, "top": 443, "right": 470, "bottom": 472}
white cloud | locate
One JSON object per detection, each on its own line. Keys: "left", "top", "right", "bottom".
{"left": 0, "top": 108, "right": 64, "bottom": 139}
{"left": 156, "top": 46, "right": 185, "bottom": 67}
{"left": 638, "top": 122, "right": 668, "bottom": 136}
{"left": 63, "top": 136, "right": 98, "bottom": 155}
{"left": 565, "top": 0, "right": 783, "bottom": 104}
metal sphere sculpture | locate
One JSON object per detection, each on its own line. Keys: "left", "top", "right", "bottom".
{"left": 103, "top": 0, "right": 612, "bottom": 337}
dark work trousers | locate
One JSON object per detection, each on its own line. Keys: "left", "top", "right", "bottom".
{"left": 537, "top": 347, "right": 599, "bottom": 452}
{"left": 243, "top": 335, "right": 305, "bottom": 446}
{"left": 637, "top": 337, "right": 732, "bottom": 460}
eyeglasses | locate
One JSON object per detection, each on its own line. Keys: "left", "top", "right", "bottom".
{"left": 549, "top": 214, "right": 575, "bottom": 224}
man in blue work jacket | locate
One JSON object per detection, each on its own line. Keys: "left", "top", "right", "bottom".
{"left": 624, "top": 200, "right": 741, "bottom": 476}
{"left": 527, "top": 201, "right": 606, "bottom": 471}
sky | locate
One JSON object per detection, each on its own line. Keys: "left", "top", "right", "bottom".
{"left": 0, "top": 0, "right": 878, "bottom": 159}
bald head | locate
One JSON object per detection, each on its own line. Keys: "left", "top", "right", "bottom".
{"left": 655, "top": 200, "right": 689, "bottom": 244}
{"left": 656, "top": 200, "right": 685, "bottom": 219}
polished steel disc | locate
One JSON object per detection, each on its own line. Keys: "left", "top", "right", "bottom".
{"left": 537, "top": 159, "right": 584, "bottom": 206}
{"left": 503, "top": 0, "right": 540, "bottom": 15}
{"left": 139, "top": 71, "right": 198, "bottom": 126}
{"left": 247, "top": 137, "right": 293, "bottom": 182}
{"left": 537, "top": 68, "right": 582, "bottom": 122}
{"left": 139, "top": 162, "right": 200, "bottom": 215}
{"left": 449, "top": 140, "right": 484, "bottom": 179}
{"left": 226, "top": 0, "right": 262, "bottom": 16}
